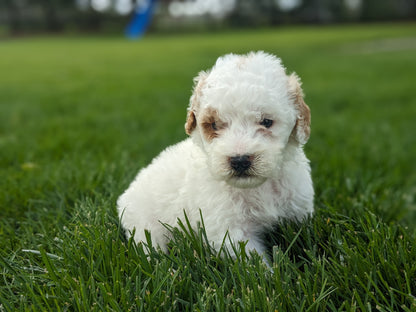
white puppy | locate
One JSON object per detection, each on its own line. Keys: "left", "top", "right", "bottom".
{"left": 117, "top": 51, "right": 313, "bottom": 256}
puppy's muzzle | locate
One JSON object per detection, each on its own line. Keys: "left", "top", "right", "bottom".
{"left": 229, "top": 155, "right": 252, "bottom": 176}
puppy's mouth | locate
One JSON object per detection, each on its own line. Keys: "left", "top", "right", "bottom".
{"left": 232, "top": 171, "right": 251, "bottom": 178}
{"left": 227, "top": 174, "right": 267, "bottom": 188}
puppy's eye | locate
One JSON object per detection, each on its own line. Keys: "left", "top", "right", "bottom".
{"left": 260, "top": 119, "right": 273, "bottom": 129}
{"left": 211, "top": 122, "right": 218, "bottom": 131}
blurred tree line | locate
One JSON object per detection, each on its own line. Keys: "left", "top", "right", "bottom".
{"left": 1, "top": 0, "right": 122, "bottom": 34}
{"left": 0, "top": 0, "right": 415, "bottom": 36}
{"left": 231, "top": 0, "right": 415, "bottom": 25}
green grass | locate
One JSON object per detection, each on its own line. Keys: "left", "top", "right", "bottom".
{"left": 1, "top": 23, "right": 416, "bottom": 311}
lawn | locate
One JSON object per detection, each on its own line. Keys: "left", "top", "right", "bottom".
{"left": 1, "top": 23, "right": 416, "bottom": 311}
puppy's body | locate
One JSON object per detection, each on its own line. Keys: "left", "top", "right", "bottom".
{"left": 118, "top": 52, "right": 314, "bottom": 255}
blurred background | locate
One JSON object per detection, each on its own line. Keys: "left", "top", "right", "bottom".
{"left": 1, "top": 0, "right": 415, "bottom": 37}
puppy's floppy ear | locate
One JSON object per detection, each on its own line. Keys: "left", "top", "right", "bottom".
{"left": 185, "top": 70, "right": 209, "bottom": 135}
{"left": 185, "top": 111, "right": 196, "bottom": 135}
{"left": 288, "top": 73, "right": 311, "bottom": 145}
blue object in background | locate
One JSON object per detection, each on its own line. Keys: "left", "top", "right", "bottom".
{"left": 125, "top": 0, "right": 157, "bottom": 39}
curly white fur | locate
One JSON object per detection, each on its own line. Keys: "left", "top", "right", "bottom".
{"left": 117, "top": 51, "right": 314, "bottom": 255}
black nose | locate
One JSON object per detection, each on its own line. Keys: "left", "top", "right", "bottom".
{"left": 230, "top": 155, "right": 252, "bottom": 175}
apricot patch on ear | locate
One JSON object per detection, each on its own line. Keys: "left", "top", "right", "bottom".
{"left": 288, "top": 73, "right": 311, "bottom": 144}
{"left": 185, "top": 111, "right": 197, "bottom": 135}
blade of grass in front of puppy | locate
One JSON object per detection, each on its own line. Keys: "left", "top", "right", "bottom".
{"left": 217, "top": 230, "right": 232, "bottom": 259}
{"left": 198, "top": 209, "right": 216, "bottom": 256}
{"left": 176, "top": 212, "right": 202, "bottom": 257}
{"left": 273, "top": 226, "right": 303, "bottom": 267}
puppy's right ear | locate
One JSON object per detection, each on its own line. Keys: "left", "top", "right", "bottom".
{"left": 185, "top": 70, "right": 209, "bottom": 135}
{"left": 185, "top": 111, "right": 196, "bottom": 135}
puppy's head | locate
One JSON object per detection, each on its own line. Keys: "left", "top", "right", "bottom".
{"left": 185, "top": 51, "right": 311, "bottom": 188}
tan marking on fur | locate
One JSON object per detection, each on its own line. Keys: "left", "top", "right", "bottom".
{"left": 185, "top": 111, "right": 197, "bottom": 135}
{"left": 288, "top": 73, "right": 311, "bottom": 144}
{"left": 185, "top": 70, "right": 209, "bottom": 135}
{"left": 200, "top": 108, "right": 220, "bottom": 141}
{"left": 294, "top": 98, "right": 311, "bottom": 139}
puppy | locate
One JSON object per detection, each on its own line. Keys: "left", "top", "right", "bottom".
{"left": 117, "top": 51, "right": 314, "bottom": 256}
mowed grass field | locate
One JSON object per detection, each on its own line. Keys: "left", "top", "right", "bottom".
{"left": 1, "top": 23, "right": 416, "bottom": 311}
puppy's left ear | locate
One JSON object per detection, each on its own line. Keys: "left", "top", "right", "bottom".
{"left": 288, "top": 73, "right": 311, "bottom": 145}
{"left": 185, "top": 70, "right": 209, "bottom": 135}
